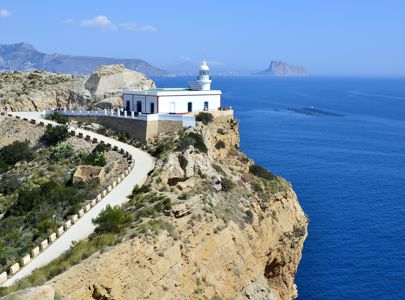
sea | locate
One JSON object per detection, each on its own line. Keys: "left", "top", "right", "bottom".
{"left": 153, "top": 76, "right": 405, "bottom": 300}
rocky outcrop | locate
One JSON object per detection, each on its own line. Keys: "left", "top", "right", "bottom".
{"left": 42, "top": 115, "right": 308, "bottom": 300}
{"left": 0, "top": 64, "right": 155, "bottom": 111}
{"left": 256, "top": 61, "right": 308, "bottom": 76}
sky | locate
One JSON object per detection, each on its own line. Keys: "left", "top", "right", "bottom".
{"left": 0, "top": 0, "right": 404, "bottom": 75}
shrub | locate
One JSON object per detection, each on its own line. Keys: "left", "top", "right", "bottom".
{"left": 85, "top": 151, "right": 107, "bottom": 167}
{"left": 0, "top": 174, "right": 22, "bottom": 195}
{"left": 0, "top": 160, "right": 9, "bottom": 173}
{"left": 152, "top": 141, "right": 173, "bottom": 158}
{"left": 92, "top": 205, "right": 132, "bottom": 234}
{"left": 41, "top": 125, "right": 69, "bottom": 146}
{"left": 0, "top": 140, "right": 33, "bottom": 165}
{"left": 221, "top": 177, "right": 235, "bottom": 192}
{"left": 215, "top": 140, "right": 226, "bottom": 150}
{"left": 195, "top": 112, "right": 214, "bottom": 125}
{"left": 181, "top": 132, "right": 207, "bottom": 153}
{"left": 131, "top": 184, "right": 151, "bottom": 197}
{"left": 49, "top": 112, "right": 68, "bottom": 124}
{"left": 50, "top": 142, "right": 74, "bottom": 160}
{"left": 249, "top": 164, "right": 276, "bottom": 181}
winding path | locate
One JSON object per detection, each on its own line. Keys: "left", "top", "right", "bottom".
{"left": 1, "top": 112, "right": 154, "bottom": 287}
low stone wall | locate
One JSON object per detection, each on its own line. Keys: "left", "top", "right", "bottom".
{"left": 64, "top": 115, "right": 183, "bottom": 141}
{"left": 0, "top": 114, "right": 137, "bottom": 286}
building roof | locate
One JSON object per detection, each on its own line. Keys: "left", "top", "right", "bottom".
{"left": 123, "top": 88, "right": 221, "bottom": 96}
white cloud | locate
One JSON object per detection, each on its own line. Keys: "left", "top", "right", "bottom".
{"left": 118, "top": 22, "right": 157, "bottom": 32}
{"left": 0, "top": 9, "right": 11, "bottom": 17}
{"left": 80, "top": 15, "right": 157, "bottom": 32}
{"left": 80, "top": 15, "right": 117, "bottom": 30}
{"left": 63, "top": 18, "right": 74, "bottom": 24}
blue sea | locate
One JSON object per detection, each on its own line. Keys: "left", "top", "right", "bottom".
{"left": 153, "top": 76, "right": 405, "bottom": 299}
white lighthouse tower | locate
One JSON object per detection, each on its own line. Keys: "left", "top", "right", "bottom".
{"left": 188, "top": 60, "right": 212, "bottom": 91}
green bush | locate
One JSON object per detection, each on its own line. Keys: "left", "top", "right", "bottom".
{"left": 221, "top": 177, "right": 235, "bottom": 192}
{"left": 249, "top": 164, "right": 276, "bottom": 181}
{"left": 0, "top": 160, "right": 9, "bottom": 173}
{"left": 48, "top": 112, "right": 68, "bottom": 124}
{"left": 85, "top": 151, "right": 107, "bottom": 167}
{"left": 0, "top": 174, "right": 21, "bottom": 195}
{"left": 195, "top": 112, "right": 214, "bottom": 125}
{"left": 50, "top": 142, "right": 74, "bottom": 160}
{"left": 41, "top": 125, "right": 69, "bottom": 146}
{"left": 181, "top": 132, "right": 207, "bottom": 153}
{"left": 92, "top": 205, "right": 132, "bottom": 234}
{"left": 0, "top": 140, "right": 33, "bottom": 165}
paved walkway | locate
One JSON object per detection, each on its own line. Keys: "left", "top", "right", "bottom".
{"left": 1, "top": 112, "right": 154, "bottom": 287}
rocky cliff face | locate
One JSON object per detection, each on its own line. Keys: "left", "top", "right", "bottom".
{"left": 0, "top": 64, "right": 155, "bottom": 111}
{"left": 39, "top": 115, "right": 308, "bottom": 299}
{"left": 256, "top": 61, "right": 308, "bottom": 76}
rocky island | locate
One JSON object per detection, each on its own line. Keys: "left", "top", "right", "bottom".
{"left": 256, "top": 61, "right": 308, "bottom": 76}
{"left": 0, "top": 67, "right": 308, "bottom": 300}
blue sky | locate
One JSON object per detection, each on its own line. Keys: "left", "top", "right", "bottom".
{"left": 0, "top": 0, "right": 404, "bottom": 75}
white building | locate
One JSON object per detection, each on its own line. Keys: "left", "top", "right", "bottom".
{"left": 123, "top": 61, "right": 221, "bottom": 114}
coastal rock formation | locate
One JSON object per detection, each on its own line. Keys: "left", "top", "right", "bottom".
{"left": 0, "top": 42, "right": 167, "bottom": 76}
{"left": 41, "top": 115, "right": 308, "bottom": 299}
{"left": 256, "top": 61, "right": 308, "bottom": 76}
{"left": 0, "top": 64, "right": 155, "bottom": 111}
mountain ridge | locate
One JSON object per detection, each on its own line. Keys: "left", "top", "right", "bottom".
{"left": 0, "top": 43, "right": 168, "bottom": 77}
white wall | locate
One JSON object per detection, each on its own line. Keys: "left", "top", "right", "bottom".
{"left": 158, "top": 94, "right": 221, "bottom": 114}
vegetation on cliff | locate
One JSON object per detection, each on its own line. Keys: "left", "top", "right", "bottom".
{"left": 0, "top": 113, "right": 308, "bottom": 300}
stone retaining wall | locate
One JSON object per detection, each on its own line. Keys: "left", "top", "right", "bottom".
{"left": 0, "top": 113, "right": 137, "bottom": 286}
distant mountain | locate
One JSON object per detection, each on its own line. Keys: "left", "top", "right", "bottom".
{"left": 255, "top": 61, "right": 308, "bottom": 76}
{"left": 0, "top": 42, "right": 168, "bottom": 77}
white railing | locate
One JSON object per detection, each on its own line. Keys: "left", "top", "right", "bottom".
{"left": 42, "top": 110, "right": 196, "bottom": 127}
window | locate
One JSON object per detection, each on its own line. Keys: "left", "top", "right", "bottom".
{"left": 125, "top": 101, "right": 131, "bottom": 111}
{"left": 187, "top": 102, "right": 193, "bottom": 112}
{"left": 136, "top": 101, "right": 142, "bottom": 112}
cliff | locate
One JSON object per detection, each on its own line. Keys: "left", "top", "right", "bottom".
{"left": 0, "top": 64, "right": 155, "bottom": 111}
{"left": 256, "top": 61, "right": 308, "bottom": 76}
{"left": 1, "top": 114, "right": 308, "bottom": 299}
{"left": 0, "top": 43, "right": 168, "bottom": 77}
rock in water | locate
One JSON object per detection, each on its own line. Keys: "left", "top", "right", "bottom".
{"left": 256, "top": 61, "right": 308, "bottom": 76}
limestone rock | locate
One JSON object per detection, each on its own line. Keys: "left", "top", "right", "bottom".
{"left": 0, "top": 64, "right": 155, "bottom": 112}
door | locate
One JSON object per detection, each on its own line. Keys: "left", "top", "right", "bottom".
{"left": 150, "top": 102, "right": 155, "bottom": 114}
{"left": 204, "top": 101, "right": 209, "bottom": 111}
{"left": 169, "top": 102, "right": 175, "bottom": 114}
{"left": 136, "top": 101, "right": 142, "bottom": 112}
{"left": 187, "top": 102, "right": 192, "bottom": 112}
{"left": 125, "top": 101, "right": 131, "bottom": 112}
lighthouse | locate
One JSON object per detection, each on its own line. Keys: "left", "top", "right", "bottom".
{"left": 123, "top": 59, "right": 221, "bottom": 114}
{"left": 188, "top": 60, "right": 212, "bottom": 91}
